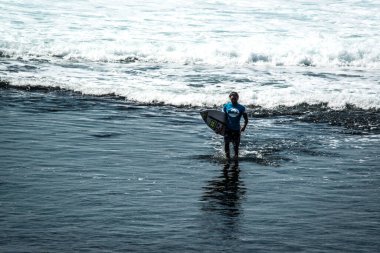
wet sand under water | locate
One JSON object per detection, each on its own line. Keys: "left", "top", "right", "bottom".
{"left": 1, "top": 89, "right": 379, "bottom": 252}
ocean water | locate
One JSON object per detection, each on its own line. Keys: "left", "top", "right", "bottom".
{"left": 1, "top": 0, "right": 380, "bottom": 252}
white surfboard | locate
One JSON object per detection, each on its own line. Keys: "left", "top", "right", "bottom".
{"left": 200, "top": 109, "right": 226, "bottom": 135}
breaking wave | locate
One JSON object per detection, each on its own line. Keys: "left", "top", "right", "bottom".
{"left": 1, "top": 35, "right": 379, "bottom": 68}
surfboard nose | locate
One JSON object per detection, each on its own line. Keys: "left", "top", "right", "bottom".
{"left": 200, "top": 110, "right": 208, "bottom": 121}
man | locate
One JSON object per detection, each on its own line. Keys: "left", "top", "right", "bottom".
{"left": 223, "top": 92, "right": 248, "bottom": 160}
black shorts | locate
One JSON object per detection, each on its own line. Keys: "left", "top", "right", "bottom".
{"left": 224, "top": 129, "right": 241, "bottom": 144}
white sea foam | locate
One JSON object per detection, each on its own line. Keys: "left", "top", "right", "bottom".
{"left": 6, "top": 70, "right": 380, "bottom": 110}
{"left": 1, "top": 0, "right": 379, "bottom": 68}
{"left": 1, "top": 0, "right": 379, "bottom": 109}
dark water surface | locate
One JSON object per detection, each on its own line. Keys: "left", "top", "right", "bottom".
{"left": 1, "top": 89, "right": 379, "bottom": 252}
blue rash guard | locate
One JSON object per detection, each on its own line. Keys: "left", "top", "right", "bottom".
{"left": 223, "top": 102, "right": 246, "bottom": 131}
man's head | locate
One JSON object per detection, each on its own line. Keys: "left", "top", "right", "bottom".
{"left": 229, "top": 91, "right": 239, "bottom": 104}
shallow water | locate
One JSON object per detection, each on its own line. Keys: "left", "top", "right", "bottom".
{"left": 1, "top": 89, "right": 379, "bottom": 252}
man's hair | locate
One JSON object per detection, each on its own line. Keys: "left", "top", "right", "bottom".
{"left": 229, "top": 91, "right": 239, "bottom": 98}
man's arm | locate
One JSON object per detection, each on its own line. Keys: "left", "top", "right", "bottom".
{"left": 241, "top": 112, "right": 248, "bottom": 132}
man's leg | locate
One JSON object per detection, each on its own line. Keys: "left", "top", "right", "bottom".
{"left": 232, "top": 132, "right": 241, "bottom": 160}
{"left": 224, "top": 131, "right": 231, "bottom": 159}
{"left": 224, "top": 140, "right": 230, "bottom": 159}
{"left": 232, "top": 141, "right": 239, "bottom": 159}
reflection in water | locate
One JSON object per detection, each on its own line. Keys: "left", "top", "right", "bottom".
{"left": 200, "top": 161, "right": 246, "bottom": 237}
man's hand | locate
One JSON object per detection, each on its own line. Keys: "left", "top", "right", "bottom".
{"left": 241, "top": 112, "right": 248, "bottom": 132}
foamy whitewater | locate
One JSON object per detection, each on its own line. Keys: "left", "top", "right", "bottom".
{"left": 0, "top": 0, "right": 380, "bottom": 108}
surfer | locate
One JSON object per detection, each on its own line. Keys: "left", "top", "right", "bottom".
{"left": 223, "top": 92, "right": 248, "bottom": 160}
